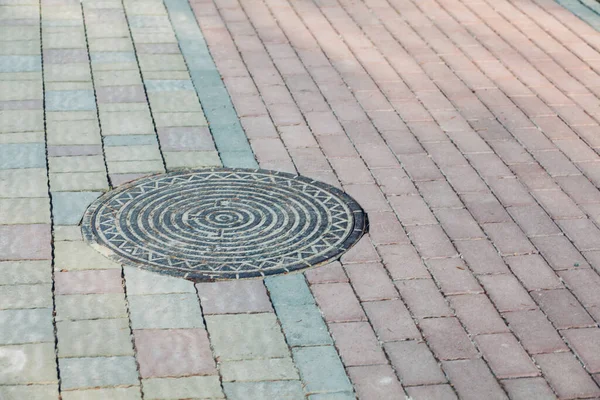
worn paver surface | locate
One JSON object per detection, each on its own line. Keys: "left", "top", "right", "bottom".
{"left": 3, "top": 0, "right": 600, "bottom": 398}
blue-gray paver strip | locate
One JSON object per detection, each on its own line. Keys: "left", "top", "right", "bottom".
{"left": 555, "top": 0, "right": 600, "bottom": 30}
{"left": 164, "top": 0, "right": 355, "bottom": 396}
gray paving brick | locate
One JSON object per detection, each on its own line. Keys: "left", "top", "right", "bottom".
{"left": 0, "top": 343, "right": 57, "bottom": 384}
{"left": 0, "top": 284, "right": 52, "bottom": 309}
{"left": 128, "top": 293, "right": 204, "bottom": 329}
{"left": 59, "top": 356, "right": 139, "bottom": 390}
{"left": 292, "top": 346, "right": 353, "bottom": 394}
{"left": 142, "top": 376, "right": 223, "bottom": 399}
{"left": 55, "top": 294, "right": 128, "bottom": 321}
{"left": 223, "top": 381, "right": 304, "bottom": 400}
{"left": 0, "top": 308, "right": 54, "bottom": 345}
{"left": 57, "top": 319, "right": 134, "bottom": 357}
{"left": 206, "top": 313, "right": 289, "bottom": 361}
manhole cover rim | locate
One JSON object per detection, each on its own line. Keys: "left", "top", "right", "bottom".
{"left": 81, "top": 167, "right": 368, "bottom": 281}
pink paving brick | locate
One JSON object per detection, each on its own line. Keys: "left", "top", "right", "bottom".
{"left": 311, "top": 282, "right": 366, "bottom": 322}
{"left": 449, "top": 294, "right": 509, "bottom": 336}
{"left": 340, "top": 235, "right": 379, "bottom": 264}
{"left": 395, "top": 279, "right": 453, "bottom": 318}
{"left": 366, "top": 212, "right": 409, "bottom": 246}
{"left": 347, "top": 365, "right": 405, "bottom": 400}
{"left": 535, "top": 352, "right": 600, "bottom": 399}
{"left": 304, "top": 261, "right": 348, "bottom": 284}
{"left": 196, "top": 280, "right": 273, "bottom": 314}
{"left": 478, "top": 274, "right": 537, "bottom": 312}
{"left": 416, "top": 180, "right": 463, "bottom": 209}
{"left": 460, "top": 192, "right": 512, "bottom": 224}
{"left": 433, "top": 208, "right": 485, "bottom": 240}
{"left": 329, "top": 322, "right": 387, "bottom": 367}
{"left": 531, "top": 235, "right": 591, "bottom": 271}
{"left": 481, "top": 222, "right": 537, "bottom": 256}
{"left": 55, "top": 269, "right": 123, "bottom": 295}
{"left": 505, "top": 254, "right": 562, "bottom": 291}
{"left": 531, "top": 289, "right": 595, "bottom": 329}
{"left": 475, "top": 333, "right": 539, "bottom": 379}
{"left": 344, "top": 263, "right": 398, "bottom": 302}
{"left": 504, "top": 309, "right": 569, "bottom": 354}
{"left": 405, "top": 384, "right": 458, "bottom": 400}
{"left": 501, "top": 377, "right": 557, "bottom": 400}
{"left": 442, "top": 359, "right": 508, "bottom": 400}
{"left": 562, "top": 328, "right": 600, "bottom": 373}
{"left": 507, "top": 204, "right": 562, "bottom": 237}
{"left": 388, "top": 195, "right": 437, "bottom": 226}
{"left": 424, "top": 258, "right": 483, "bottom": 295}
{"left": 419, "top": 317, "right": 478, "bottom": 361}
{"left": 455, "top": 239, "right": 510, "bottom": 275}
{"left": 362, "top": 299, "right": 420, "bottom": 342}
{"left": 377, "top": 243, "right": 430, "bottom": 280}
{"left": 0, "top": 224, "right": 51, "bottom": 260}
{"left": 385, "top": 340, "right": 447, "bottom": 387}
{"left": 406, "top": 225, "right": 458, "bottom": 259}
{"left": 134, "top": 329, "right": 217, "bottom": 378}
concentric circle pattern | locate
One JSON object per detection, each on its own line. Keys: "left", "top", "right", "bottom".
{"left": 81, "top": 168, "right": 368, "bottom": 281}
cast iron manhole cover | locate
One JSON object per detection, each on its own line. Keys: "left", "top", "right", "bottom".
{"left": 82, "top": 168, "right": 368, "bottom": 281}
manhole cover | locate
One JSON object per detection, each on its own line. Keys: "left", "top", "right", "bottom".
{"left": 82, "top": 168, "right": 368, "bottom": 281}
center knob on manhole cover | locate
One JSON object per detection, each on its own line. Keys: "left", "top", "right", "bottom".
{"left": 81, "top": 168, "right": 368, "bottom": 281}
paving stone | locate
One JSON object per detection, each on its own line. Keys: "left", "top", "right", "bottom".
{"left": 61, "top": 387, "right": 142, "bottom": 400}
{"left": 59, "top": 356, "right": 139, "bottom": 390}
{"left": 0, "top": 110, "right": 43, "bottom": 133}
{"left": 47, "top": 120, "right": 100, "bottom": 146}
{"left": 425, "top": 258, "right": 483, "bottom": 295}
{"left": 223, "top": 381, "right": 304, "bottom": 400}
{"left": 154, "top": 111, "right": 207, "bottom": 128}
{"left": 478, "top": 274, "right": 537, "bottom": 312}
{"left": 50, "top": 172, "right": 108, "bottom": 191}
{"left": 51, "top": 192, "right": 102, "bottom": 225}
{"left": 0, "top": 284, "right": 52, "bottom": 309}
{"left": 0, "top": 198, "right": 50, "bottom": 224}
{"left": 562, "top": 328, "right": 600, "bottom": 373}
{"left": 55, "top": 269, "right": 122, "bottom": 295}
{"left": 395, "top": 279, "right": 453, "bottom": 318}
{"left": 124, "top": 266, "right": 194, "bottom": 295}
{"left": 406, "top": 225, "right": 458, "bottom": 259}
{"left": 292, "top": 346, "right": 353, "bottom": 394}
{"left": 265, "top": 273, "right": 315, "bottom": 306}
{"left": 329, "top": 322, "right": 387, "bottom": 366}
{"left": 362, "top": 299, "right": 420, "bottom": 342}
{"left": 157, "top": 126, "right": 216, "bottom": 151}
{"left": 442, "top": 359, "right": 508, "bottom": 400}
{"left": 57, "top": 318, "right": 133, "bottom": 358}
{"left": 0, "top": 143, "right": 45, "bottom": 169}
{"left": 482, "top": 222, "right": 537, "bottom": 256}
{"left": 378, "top": 243, "right": 429, "bottom": 280}
{"left": 531, "top": 289, "right": 595, "bottom": 329}
{"left": 500, "top": 377, "right": 556, "bottom": 400}
{"left": 405, "top": 385, "right": 458, "bottom": 400}
{"left": 0, "top": 260, "right": 51, "bottom": 285}
{"left": 0, "top": 308, "right": 54, "bottom": 345}
{"left": 49, "top": 155, "right": 105, "bottom": 172}
{"left": 163, "top": 150, "right": 221, "bottom": 168}
{"left": 419, "top": 317, "right": 478, "bottom": 361}
{"left": 385, "top": 340, "right": 447, "bottom": 386}
{"left": 128, "top": 293, "right": 204, "bottom": 329}
{"left": 535, "top": 352, "right": 600, "bottom": 399}
{"left": 304, "top": 262, "right": 348, "bottom": 284}
{"left": 55, "top": 293, "right": 128, "bottom": 321}
{"left": 54, "top": 240, "right": 121, "bottom": 270}
{"left": 346, "top": 365, "right": 402, "bottom": 399}
{"left": 0, "top": 224, "right": 51, "bottom": 260}
{"left": 311, "top": 282, "right": 366, "bottom": 322}
{"left": 46, "top": 90, "right": 96, "bottom": 111}
{"left": 134, "top": 328, "right": 216, "bottom": 378}
{"left": 101, "top": 110, "right": 154, "bottom": 135}
{"left": 107, "top": 160, "right": 164, "bottom": 174}
{"left": 308, "top": 393, "right": 356, "bottom": 400}
{"left": 475, "top": 333, "right": 539, "bottom": 379}
{"left": 206, "top": 313, "right": 289, "bottom": 360}
{"left": 532, "top": 235, "right": 591, "bottom": 270}
{"left": 0, "top": 168, "right": 48, "bottom": 198}
{"left": 344, "top": 263, "right": 398, "bottom": 301}
{"left": 449, "top": 294, "right": 509, "bottom": 335}
{"left": 197, "top": 280, "right": 272, "bottom": 314}
{"left": 220, "top": 358, "right": 299, "bottom": 382}
{"left": 143, "top": 376, "right": 223, "bottom": 399}
{"left": 0, "top": 385, "right": 59, "bottom": 400}
{"left": 274, "top": 304, "right": 333, "bottom": 347}
{"left": 0, "top": 343, "right": 57, "bottom": 384}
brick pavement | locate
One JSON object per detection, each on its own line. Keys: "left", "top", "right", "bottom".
{"left": 2, "top": 0, "right": 600, "bottom": 398}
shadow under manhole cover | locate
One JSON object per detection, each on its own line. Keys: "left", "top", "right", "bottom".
{"left": 81, "top": 168, "right": 368, "bottom": 281}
